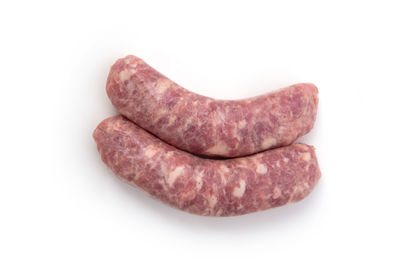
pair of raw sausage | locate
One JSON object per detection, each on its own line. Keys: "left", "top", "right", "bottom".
{"left": 94, "top": 55, "right": 321, "bottom": 216}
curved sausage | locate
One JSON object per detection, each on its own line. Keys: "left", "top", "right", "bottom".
{"left": 93, "top": 115, "right": 321, "bottom": 216}
{"left": 106, "top": 55, "right": 319, "bottom": 157}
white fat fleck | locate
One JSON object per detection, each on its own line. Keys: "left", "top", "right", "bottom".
{"left": 233, "top": 180, "right": 246, "bottom": 198}
{"left": 276, "top": 161, "right": 280, "bottom": 167}
{"left": 296, "top": 144, "right": 309, "bottom": 150}
{"left": 183, "top": 117, "right": 193, "bottom": 130}
{"left": 144, "top": 146, "right": 157, "bottom": 158}
{"left": 237, "top": 159, "right": 248, "bottom": 166}
{"left": 168, "top": 115, "right": 177, "bottom": 126}
{"left": 287, "top": 186, "right": 297, "bottom": 203}
{"left": 272, "top": 187, "right": 281, "bottom": 199}
{"left": 283, "top": 157, "right": 289, "bottom": 163}
{"left": 209, "top": 195, "right": 218, "bottom": 208}
{"left": 288, "top": 185, "right": 307, "bottom": 203}
{"left": 278, "top": 126, "right": 286, "bottom": 135}
{"left": 215, "top": 209, "right": 223, "bottom": 216}
{"left": 233, "top": 133, "right": 241, "bottom": 145}
{"left": 261, "top": 137, "right": 277, "bottom": 149}
{"left": 302, "top": 152, "right": 311, "bottom": 161}
{"left": 194, "top": 171, "right": 204, "bottom": 191}
{"left": 216, "top": 110, "right": 225, "bottom": 121}
{"left": 119, "top": 69, "right": 133, "bottom": 82}
{"left": 238, "top": 120, "right": 247, "bottom": 129}
{"left": 167, "top": 166, "right": 185, "bottom": 187}
{"left": 219, "top": 165, "right": 230, "bottom": 173}
{"left": 159, "top": 162, "right": 168, "bottom": 174}
{"left": 218, "top": 167, "right": 229, "bottom": 186}
{"left": 124, "top": 58, "right": 138, "bottom": 68}
{"left": 155, "top": 79, "right": 171, "bottom": 94}
{"left": 256, "top": 164, "right": 268, "bottom": 174}
{"left": 165, "top": 151, "right": 174, "bottom": 159}
{"left": 206, "top": 141, "right": 230, "bottom": 155}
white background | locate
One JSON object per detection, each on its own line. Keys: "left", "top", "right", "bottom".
{"left": 1, "top": 0, "right": 399, "bottom": 266}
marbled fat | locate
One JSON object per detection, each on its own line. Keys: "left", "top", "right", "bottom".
{"left": 106, "top": 55, "right": 319, "bottom": 157}
{"left": 93, "top": 115, "right": 321, "bottom": 216}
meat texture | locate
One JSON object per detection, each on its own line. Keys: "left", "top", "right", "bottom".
{"left": 93, "top": 115, "right": 321, "bottom": 216}
{"left": 106, "top": 55, "right": 319, "bottom": 157}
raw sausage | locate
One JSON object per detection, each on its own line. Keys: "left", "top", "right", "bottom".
{"left": 94, "top": 116, "right": 321, "bottom": 216}
{"left": 93, "top": 115, "right": 321, "bottom": 216}
{"left": 106, "top": 55, "right": 319, "bottom": 157}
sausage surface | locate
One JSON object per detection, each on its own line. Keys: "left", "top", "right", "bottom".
{"left": 93, "top": 115, "right": 321, "bottom": 216}
{"left": 106, "top": 55, "right": 319, "bottom": 157}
